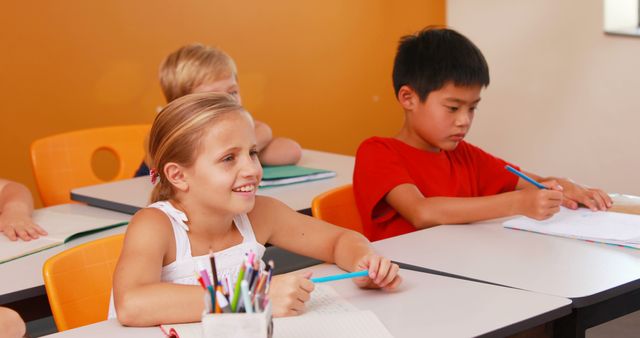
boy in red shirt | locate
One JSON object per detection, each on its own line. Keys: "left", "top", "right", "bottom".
{"left": 353, "top": 27, "right": 612, "bottom": 241}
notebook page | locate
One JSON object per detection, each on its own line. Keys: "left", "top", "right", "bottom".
{"left": 0, "top": 205, "right": 130, "bottom": 264}
{"left": 504, "top": 207, "right": 640, "bottom": 242}
{"left": 0, "top": 236, "right": 60, "bottom": 263}
{"left": 274, "top": 310, "right": 394, "bottom": 338}
{"left": 304, "top": 284, "right": 358, "bottom": 314}
{"left": 34, "top": 208, "right": 128, "bottom": 241}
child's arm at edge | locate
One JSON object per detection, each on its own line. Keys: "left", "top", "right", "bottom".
{"left": 0, "top": 179, "right": 46, "bottom": 241}
{"left": 0, "top": 306, "right": 26, "bottom": 338}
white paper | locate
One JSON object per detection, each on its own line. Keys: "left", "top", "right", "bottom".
{"left": 504, "top": 207, "right": 640, "bottom": 245}
{"left": 304, "top": 284, "right": 359, "bottom": 314}
{"left": 274, "top": 310, "right": 393, "bottom": 338}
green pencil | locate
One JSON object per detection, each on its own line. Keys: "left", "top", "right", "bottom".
{"left": 231, "top": 264, "right": 246, "bottom": 312}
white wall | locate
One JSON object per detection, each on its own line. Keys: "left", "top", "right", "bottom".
{"left": 604, "top": 0, "right": 638, "bottom": 31}
{"left": 448, "top": 0, "right": 640, "bottom": 195}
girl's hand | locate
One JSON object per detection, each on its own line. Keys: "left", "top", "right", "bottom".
{"left": 352, "top": 254, "right": 402, "bottom": 290}
{"left": 0, "top": 208, "right": 47, "bottom": 241}
{"left": 557, "top": 179, "right": 612, "bottom": 211}
{"left": 268, "top": 272, "right": 314, "bottom": 317}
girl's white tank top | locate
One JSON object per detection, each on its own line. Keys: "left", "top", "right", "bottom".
{"left": 108, "top": 200, "right": 265, "bottom": 319}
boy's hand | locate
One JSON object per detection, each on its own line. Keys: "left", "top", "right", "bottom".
{"left": 268, "top": 272, "right": 314, "bottom": 317}
{"left": 0, "top": 207, "right": 47, "bottom": 241}
{"left": 557, "top": 179, "right": 612, "bottom": 211}
{"left": 517, "top": 180, "right": 563, "bottom": 220}
{"left": 352, "top": 254, "right": 402, "bottom": 291}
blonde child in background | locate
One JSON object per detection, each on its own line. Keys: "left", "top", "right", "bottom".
{"left": 135, "top": 43, "right": 301, "bottom": 177}
{"left": 0, "top": 178, "right": 47, "bottom": 241}
{"left": 114, "top": 93, "right": 401, "bottom": 326}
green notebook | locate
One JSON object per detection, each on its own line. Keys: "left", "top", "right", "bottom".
{"left": 260, "top": 165, "right": 336, "bottom": 187}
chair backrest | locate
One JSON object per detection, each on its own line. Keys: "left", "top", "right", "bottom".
{"left": 30, "top": 124, "right": 150, "bottom": 206}
{"left": 311, "top": 184, "right": 364, "bottom": 234}
{"left": 42, "top": 233, "right": 125, "bottom": 331}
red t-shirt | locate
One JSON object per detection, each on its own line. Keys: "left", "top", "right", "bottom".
{"left": 353, "top": 137, "right": 519, "bottom": 241}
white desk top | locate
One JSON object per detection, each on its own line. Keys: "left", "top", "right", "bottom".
{"left": 373, "top": 220, "right": 640, "bottom": 306}
{"left": 0, "top": 204, "right": 131, "bottom": 304}
{"left": 71, "top": 149, "right": 355, "bottom": 213}
{"left": 42, "top": 265, "right": 571, "bottom": 338}
{"left": 299, "top": 265, "right": 570, "bottom": 337}
{"left": 42, "top": 321, "right": 159, "bottom": 338}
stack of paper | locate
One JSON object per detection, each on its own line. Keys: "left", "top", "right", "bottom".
{"left": 259, "top": 165, "right": 336, "bottom": 188}
{"left": 503, "top": 207, "right": 640, "bottom": 249}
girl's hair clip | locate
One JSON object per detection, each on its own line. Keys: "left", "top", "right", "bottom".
{"left": 150, "top": 168, "right": 160, "bottom": 184}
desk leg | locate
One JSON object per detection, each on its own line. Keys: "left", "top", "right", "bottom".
{"left": 553, "top": 311, "right": 583, "bottom": 338}
{"left": 554, "top": 286, "right": 640, "bottom": 338}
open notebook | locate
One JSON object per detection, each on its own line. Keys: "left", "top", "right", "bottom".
{"left": 160, "top": 284, "right": 393, "bottom": 338}
{"left": 503, "top": 207, "right": 640, "bottom": 249}
{"left": 259, "top": 165, "right": 336, "bottom": 188}
{"left": 0, "top": 204, "right": 131, "bottom": 263}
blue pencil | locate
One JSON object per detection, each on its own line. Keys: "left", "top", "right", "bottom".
{"left": 505, "top": 165, "right": 547, "bottom": 190}
{"left": 311, "top": 270, "right": 369, "bottom": 283}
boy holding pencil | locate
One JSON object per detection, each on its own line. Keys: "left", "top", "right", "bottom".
{"left": 353, "top": 27, "right": 612, "bottom": 241}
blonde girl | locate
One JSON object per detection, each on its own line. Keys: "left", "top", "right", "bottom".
{"left": 113, "top": 93, "right": 401, "bottom": 326}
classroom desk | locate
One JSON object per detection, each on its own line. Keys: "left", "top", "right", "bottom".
{"left": 41, "top": 266, "right": 571, "bottom": 338}
{"left": 371, "top": 221, "right": 640, "bottom": 337}
{"left": 71, "top": 149, "right": 355, "bottom": 215}
{"left": 0, "top": 204, "right": 131, "bottom": 321}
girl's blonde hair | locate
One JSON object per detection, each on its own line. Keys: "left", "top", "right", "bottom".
{"left": 159, "top": 43, "right": 238, "bottom": 103}
{"left": 149, "top": 92, "right": 243, "bottom": 203}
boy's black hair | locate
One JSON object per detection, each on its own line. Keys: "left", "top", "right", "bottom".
{"left": 392, "top": 26, "right": 490, "bottom": 101}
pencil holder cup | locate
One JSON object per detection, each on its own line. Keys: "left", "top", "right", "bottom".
{"left": 201, "top": 305, "right": 273, "bottom": 338}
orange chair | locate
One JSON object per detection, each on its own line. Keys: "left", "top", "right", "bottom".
{"left": 42, "top": 234, "right": 124, "bottom": 331}
{"left": 311, "top": 184, "right": 364, "bottom": 234}
{"left": 30, "top": 124, "right": 150, "bottom": 206}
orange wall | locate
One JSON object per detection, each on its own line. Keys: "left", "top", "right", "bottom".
{"left": 0, "top": 1, "right": 445, "bottom": 206}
